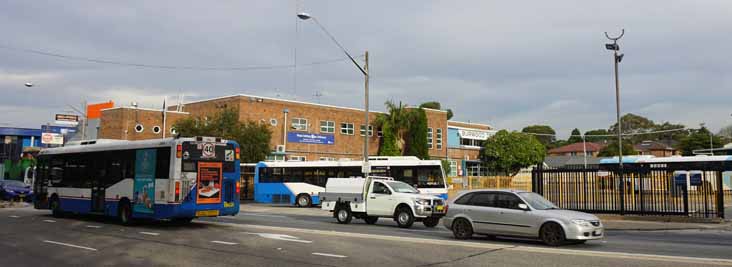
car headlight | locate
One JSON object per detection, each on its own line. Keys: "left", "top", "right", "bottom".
{"left": 415, "top": 199, "right": 431, "bottom": 206}
{"left": 571, "top": 219, "right": 592, "bottom": 227}
{"left": 5, "top": 189, "right": 14, "bottom": 193}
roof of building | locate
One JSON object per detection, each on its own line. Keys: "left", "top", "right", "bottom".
{"left": 544, "top": 155, "right": 601, "bottom": 168}
{"left": 634, "top": 140, "right": 675, "bottom": 151}
{"left": 548, "top": 142, "right": 605, "bottom": 154}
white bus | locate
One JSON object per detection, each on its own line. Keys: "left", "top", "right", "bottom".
{"left": 33, "top": 137, "right": 241, "bottom": 224}
{"left": 252, "top": 156, "right": 448, "bottom": 206}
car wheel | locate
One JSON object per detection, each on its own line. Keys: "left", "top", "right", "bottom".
{"left": 296, "top": 194, "right": 312, "bottom": 207}
{"left": 394, "top": 207, "right": 415, "bottom": 228}
{"left": 50, "top": 197, "right": 63, "bottom": 218}
{"left": 335, "top": 206, "right": 352, "bottom": 224}
{"left": 118, "top": 202, "right": 133, "bottom": 226}
{"left": 452, "top": 218, "right": 473, "bottom": 239}
{"left": 363, "top": 216, "right": 379, "bottom": 225}
{"left": 422, "top": 217, "right": 440, "bottom": 228}
{"left": 540, "top": 222, "right": 566, "bottom": 246}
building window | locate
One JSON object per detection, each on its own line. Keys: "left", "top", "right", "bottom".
{"left": 134, "top": 124, "right": 144, "bottom": 133}
{"left": 341, "top": 123, "right": 355, "bottom": 135}
{"left": 460, "top": 138, "right": 484, "bottom": 147}
{"left": 270, "top": 118, "right": 278, "bottom": 126}
{"left": 377, "top": 129, "right": 383, "bottom": 138}
{"left": 266, "top": 154, "right": 285, "bottom": 162}
{"left": 427, "top": 127, "right": 433, "bottom": 149}
{"left": 360, "top": 125, "right": 373, "bottom": 136}
{"left": 436, "top": 128, "right": 443, "bottom": 150}
{"left": 289, "top": 155, "right": 306, "bottom": 161}
{"left": 320, "top": 121, "right": 335, "bottom": 133}
{"left": 449, "top": 160, "right": 458, "bottom": 177}
{"left": 152, "top": 126, "right": 161, "bottom": 134}
{"left": 319, "top": 157, "right": 336, "bottom": 161}
{"left": 291, "top": 118, "right": 308, "bottom": 131}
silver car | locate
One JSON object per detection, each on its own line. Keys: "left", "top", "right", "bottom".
{"left": 443, "top": 189, "right": 604, "bottom": 246}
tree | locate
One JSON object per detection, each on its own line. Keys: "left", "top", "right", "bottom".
{"left": 608, "top": 113, "right": 655, "bottom": 136}
{"left": 584, "top": 129, "right": 610, "bottom": 143}
{"left": 718, "top": 124, "right": 732, "bottom": 138}
{"left": 375, "top": 101, "right": 410, "bottom": 155}
{"left": 521, "top": 125, "right": 556, "bottom": 147}
{"left": 678, "top": 127, "right": 723, "bottom": 156}
{"left": 597, "top": 141, "right": 638, "bottom": 157}
{"left": 482, "top": 130, "right": 545, "bottom": 176}
{"left": 567, "top": 128, "right": 583, "bottom": 144}
{"left": 419, "top": 101, "right": 453, "bottom": 120}
{"left": 404, "top": 108, "right": 430, "bottom": 159}
{"left": 173, "top": 109, "right": 272, "bottom": 163}
{"left": 441, "top": 160, "right": 452, "bottom": 177}
{"left": 378, "top": 123, "right": 401, "bottom": 156}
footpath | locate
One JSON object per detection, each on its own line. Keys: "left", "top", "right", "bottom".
{"left": 240, "top": 202, "right": 732, "bottom": 231}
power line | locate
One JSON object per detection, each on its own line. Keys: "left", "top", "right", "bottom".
{"left": 0, "top": 43, "right": 353, "bottom": 71}
{"left": 523, "top": 127, "right": 688, "bottom": 138}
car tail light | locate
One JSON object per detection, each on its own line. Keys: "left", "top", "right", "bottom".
{"left": 176, "top": 144, "right": 182, "bottom": 158}
{"left": 175, "top": 181, "right": 181, "bottom": 202}
{"left": 236, "top": 182, "right": 241, "bottom": 194}
{"left": 235, "top": 147, "right": 241, "bottom": 160}
{"left": 444, "top": 204, "right": 449, "bottom": 213}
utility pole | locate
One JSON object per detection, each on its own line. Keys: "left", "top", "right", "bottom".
{"left": 363, "top": 51, "right": 370, "bottom": 171}
{"left": 605, "top": 29, "right": 625, "bottom": 214}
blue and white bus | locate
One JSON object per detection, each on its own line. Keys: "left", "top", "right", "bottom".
{"left": 253, "top": 156, "right": 448, "bottom": 206}
{"left": 33, "top": 137, "right": 241, "bottom": 224}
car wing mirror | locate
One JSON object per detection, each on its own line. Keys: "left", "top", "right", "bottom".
{"left": 518, "top": 203, "right": 530, "bottom": 211}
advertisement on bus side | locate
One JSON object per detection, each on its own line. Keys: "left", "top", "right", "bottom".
{"left": 134, "top": 149, "right": 156, "bottom": 214}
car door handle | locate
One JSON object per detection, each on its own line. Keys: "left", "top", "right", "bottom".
{"left": 370, "top": 196, "right": 376, "bottom": 199}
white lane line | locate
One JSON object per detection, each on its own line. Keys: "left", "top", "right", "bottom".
{"left": 43, "top": 240, "right": 97, "bottom": 251}
{"left": 243, "top": 232, "right": 313, "bottom": 243}
{"left": 211, "top": 240, "right": 238, "bottom": 245}
{"left": 8, "top": 215, "right": 20, "bottom": 218}
{"left": 86, "top": 225, "right": 102, "bottom": 229}
{"left": 312, "top": 252, "right": 347, "bottom": 258}
{"left": 139, "top": 232, "right": 160, "bottom": 236}
{"left": 43, "top": 219, "right": 56, "bottom": 223}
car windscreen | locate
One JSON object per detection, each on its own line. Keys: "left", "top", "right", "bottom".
{"left": 518, "top": 192, "right": 558, "bottom": 210}
{"left": 386, "top": 181, "right": 419, "bottom": 193}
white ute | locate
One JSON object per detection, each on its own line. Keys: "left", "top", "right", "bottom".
{"left": 320, "top": 177, "right": 446, "bottom": 228}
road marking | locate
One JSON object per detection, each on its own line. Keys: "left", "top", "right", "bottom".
{"left": 86, "top": 225, "right": 102, "bottom": 229}
{"left": 211, "top": 240, "right": 238, "bottom": 245}
{"left": 43, "top": 219, "right": 56, "bottom": 223}
{"left": 206, "top": 221, "right": 732, "bottom": 266}
{"left": 312, "top": 252, "right": 347, "bottom": 258}
{"left": 43, "top": 240, "right": 97, "bottom": 251}
{"left": 8, "top": 215, "right": 20, "bottom": 218}
{"left": 139, "top": 232, "right": 160, "bottom": 236}
{"left": 243, "top": 232, "right": 313, "bottom": 243}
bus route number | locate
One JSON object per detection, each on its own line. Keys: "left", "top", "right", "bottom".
{"left": 202, "top": 143, "right": 216, "bottom": 158}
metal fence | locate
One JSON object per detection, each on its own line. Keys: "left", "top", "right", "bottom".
{"left": 532, "top": 163, "right": 729, "bottom": 219}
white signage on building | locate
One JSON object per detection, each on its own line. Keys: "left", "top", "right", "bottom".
{"left": 458, "top": 129, "right": 490, "bottom": 140}
{"left": 41, "top": 133, "right": 64, "bottom": 145}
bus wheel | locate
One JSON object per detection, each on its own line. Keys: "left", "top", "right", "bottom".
{"left": 335, "top": 205, "right": 352, "bottom": 224}
{"left": 118, "top": 201, "right": 133, "bottom": 226}
{"left": 296, "top": 194, "right": 312, "bottom": 207}
{"left": 50, "top": 197, "right": 63, "bottom": 218}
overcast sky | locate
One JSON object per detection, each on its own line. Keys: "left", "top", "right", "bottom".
{"left": 1, "top": 1, "right": 730, "bottom": 138}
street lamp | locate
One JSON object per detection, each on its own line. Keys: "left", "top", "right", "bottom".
{"left": 298, "top": 12, "right": 371, "bottom": 175}
{"left": 605, "top": 29, "right": 625, "bottom": 214}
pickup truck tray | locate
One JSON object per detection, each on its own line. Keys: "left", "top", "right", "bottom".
{"left": 319, "top": 192, "right": 363, "bottom": 203}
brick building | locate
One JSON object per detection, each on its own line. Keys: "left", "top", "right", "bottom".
{"left": 97, "top": 94, "right": 495, "bottom": 178}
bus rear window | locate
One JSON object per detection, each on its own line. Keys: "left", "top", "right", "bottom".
{"left": 181, "top": 142, "right": 236, "bottom": 172}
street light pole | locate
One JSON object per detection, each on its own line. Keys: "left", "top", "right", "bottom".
{"left": 297, "top": 12, "right": 371, "bottom": 176}
{"left": 605, "top": 29, "right": 625, "bottom": 214}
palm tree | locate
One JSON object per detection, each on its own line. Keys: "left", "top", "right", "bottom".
{"left": 374, "top": 100, "right": 410, "bottom": 155}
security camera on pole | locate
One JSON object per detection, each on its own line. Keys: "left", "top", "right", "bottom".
{"left": 605, "top": 29, "right": 625, "bottom": 214}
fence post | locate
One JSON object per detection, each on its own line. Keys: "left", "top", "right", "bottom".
{"left": 639, "top": 165, "right": 646, "bottom": 215}
{"left": 683, "top": 185, "right": 689, "bottom": 216}
{"left": 619, "top": 166, "right": 625, "bottom": 215}
{"left": 717, "top": 171, "right": 725, "bottom": 219}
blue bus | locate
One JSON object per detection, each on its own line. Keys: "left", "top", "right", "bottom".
{"left": 33, "top": 137, "right": 240, "bottom": 224}
{"left": 253, "top": 156, "right": 448, "bottom": 207}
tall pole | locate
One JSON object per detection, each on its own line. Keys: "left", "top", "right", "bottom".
{"left": 363, "top": 51, "right": 370, "bottom": 172}
{"left": 606, "top": 29, "right": 625, "bottom": 214}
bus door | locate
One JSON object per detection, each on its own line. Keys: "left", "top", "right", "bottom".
{"left": 91, "top": 181, "right": 105, "bottom": 212}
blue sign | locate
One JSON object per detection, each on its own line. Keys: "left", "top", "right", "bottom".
{"left": 689, "top": 173, "right": 702, "bottom": 186}
{"left": 133, "top": 149, "right": 156, "bottom": 214}
{"left": 287, "top": 132, "right": 335, "bottom": 145}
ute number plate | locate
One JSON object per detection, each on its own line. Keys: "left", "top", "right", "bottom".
{"left": 436, "top": 205, "right": 444, "bottom": 211}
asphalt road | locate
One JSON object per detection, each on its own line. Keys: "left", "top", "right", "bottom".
{"left": 1, "top": 207, "right": 731, "bottom": 267}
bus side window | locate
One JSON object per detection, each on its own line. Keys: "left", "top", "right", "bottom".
{"left": 155, "top": 148, "right": 171, "bottom": 179}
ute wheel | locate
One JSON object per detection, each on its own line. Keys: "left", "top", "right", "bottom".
{"left": 423, "top": 217, "right": 440, "bottom": 228}
{"left": 50, "top": 197, "right": 63, "bottom": 218}
{"left": 296, "top": 194, "right": 312, "bottom": 207}
{"left": 394, "top": 207, "right": 415, "bottom": 228}
{"left": 118, "top": 201, "right": 133, "bottom": 226}
{"left": 452, "top": 218, "right": 473, "bottom": 240}
{"left": 335, "top": 205, "right": 352, "bottom": 224}
{"left": 540, "top": 222, "right": 566, "bottom": 246}
{"left": 363, "top": 216, "right": 379, "bottom": 225}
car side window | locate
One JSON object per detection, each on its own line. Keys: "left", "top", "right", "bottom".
{"left": 454, "top": 193, "right": 473, "bottom": 205}
{"left": 468, "top": 192, "right": 495, "bottom": 207}
{"left": 372, "top": 182, "right": 390, "bottom": 194}
{"left": 495, "top": 193, "right": 524, "bottom": 210}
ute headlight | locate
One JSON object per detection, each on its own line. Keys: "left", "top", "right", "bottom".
{"left": 571, "top": 219, "right": 592, "bottom": 227}
{"left": 415, "top": 199, "right": 431, "bottom": 206}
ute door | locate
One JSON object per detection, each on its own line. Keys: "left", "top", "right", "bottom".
{"left": 366, "top": 181, "right": 393, "bottom": 216}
